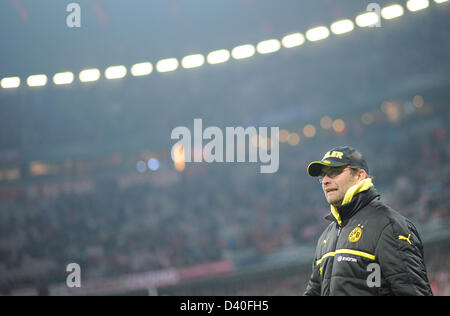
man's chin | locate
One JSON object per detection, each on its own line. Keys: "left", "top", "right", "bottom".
{"left": 326, "top": 196, "right": 343, "bottom": 206}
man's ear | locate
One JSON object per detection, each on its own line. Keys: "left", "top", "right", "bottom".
{"left": 358, "top": 169, "right": 368, "bottom": 181}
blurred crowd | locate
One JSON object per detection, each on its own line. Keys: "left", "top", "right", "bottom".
{"left": 161, "top": 246, "right": 450, "bottom": 296}
{"left": 0, "top": 97, "right": 448, "bottom": 295}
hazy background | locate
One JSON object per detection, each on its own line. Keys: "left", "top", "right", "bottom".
{"left": 0, "top": 0, "right": 449, "bottom": 295}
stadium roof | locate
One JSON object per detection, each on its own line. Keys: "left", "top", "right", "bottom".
{"left": 0, "top": 0, "right": 448, "bottom": 78}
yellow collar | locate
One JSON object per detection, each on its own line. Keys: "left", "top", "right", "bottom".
{"left": 330, "top": 178, "right": 373, "bottom": 226}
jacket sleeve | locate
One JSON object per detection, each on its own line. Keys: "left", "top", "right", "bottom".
{"left": 304, "top": 258, "right": 321, "bottom": 296}
{"left": 375, "top": 220, "right": 433, "bottom": 296}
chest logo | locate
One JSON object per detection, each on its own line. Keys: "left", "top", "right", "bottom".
{"left": 348, "top": 225, "right": 363, "bottom": 243}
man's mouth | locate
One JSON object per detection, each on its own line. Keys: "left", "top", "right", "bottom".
{"left": 325, "top": 188, "right": 338, "bottom": 193}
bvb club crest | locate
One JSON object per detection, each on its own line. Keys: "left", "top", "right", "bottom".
{"left": 348, "top": 224, "right": 363, "bottom": 242}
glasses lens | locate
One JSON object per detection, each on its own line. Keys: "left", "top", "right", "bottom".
{"left": 318, "top": 166, "right": 348, "bottom": 183}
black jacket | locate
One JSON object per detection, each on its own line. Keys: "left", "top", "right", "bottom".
{"left": 304, "top": 187, "right": 433, "bottom": 296}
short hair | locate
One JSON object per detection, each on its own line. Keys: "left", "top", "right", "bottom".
{"left": 349, "top": 166, "right": 373, "bottom": 180}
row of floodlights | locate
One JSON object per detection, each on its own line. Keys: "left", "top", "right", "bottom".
{"left": 1, "top": 0, "right": 447, "bottom": 89}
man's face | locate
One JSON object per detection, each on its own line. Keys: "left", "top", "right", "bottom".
{"left": 319, "top": 166, "right": 362, "bottom": 206}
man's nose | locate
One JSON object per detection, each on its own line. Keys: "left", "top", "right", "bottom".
{"left": 322, "top": 175, "right": 332, "bottom": 186}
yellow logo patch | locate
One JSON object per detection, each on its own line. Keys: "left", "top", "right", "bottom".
{"left": 398, "top": 234, "right": 412, "bottom": 245}
{"left": 323, "top": 151, "right": 344, "bottom": 160}
{"left": 348, "top": 225, "right": 363, "bottom": 243}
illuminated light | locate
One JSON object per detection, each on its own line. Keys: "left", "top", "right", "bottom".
{"left": 172, "top": 144, "right": 186, "bottom": 164}
{"left": 278, "top": 129, "right": 290, "bottom": 143}
{"left": 330, "top": 19, "right": 354, "bottom": 35}
{"left": 79, "top": 68, "right": 101, "bottom": 82}
{"left": 26, "top": 74, "right": 48, "bottom": 87}
{"left": 30, "top": 161, "right": 50, "bottom": 176}
{"left": 207, "top": 49, "right": 231, "bottom": 64}
{"left": 6, "top": 168, "right": 20, "bottom": 181}
{"left": 173, "top": 144, "right": 186, "bottom": 172}
{"left": 381, "top": 101, "right": 398, "bottom": 113}
{"left": 53, "top": 72, "right": 74, "bottom": 85}
{"left": 355, "top": 12, "right": 380, "bottom": 27}
{"left": 281, "top": 33, "right": 305, "bottom": 48}
{"left": 105, "top": 65, "right": 127, "bottom": 80}
{"left": 136, "top": 160, "right": 147, "bottom": 173}
{"left": 131, "top": 62, "right": 153, "bottom": 77}
{"left": 382, "top": 102, "right": 400, "bottom": 122}
{"left": 1, "top": 77, "right": 21, "bottom": 89}
{"left": 381, "top": 4, "right": 405, "bottom": 19}
{"left": 434, "top": 0, "right": 448, "bottom": 3}
{"left": 287, "top": 133, "right": 300, "bottom": 146}
{"left": 332, "top": 119, "right": 346, "bottom": 133}
{"left": 174, "top": 161, "right": 185, "bottom": 172}
{"left": 147, "top": 158, "right": 160, "bottom": 171}
{"left": 362, "top": 112, "right": 374, "bottom": 125}
{"left": 303, "top": 124, "right": 316, "bottom": 138}
{"left": 320, "top": 116, "right": 333, "bottom": 129}
{"left": 251, "top": 134, "right": 260, "bottom": 148}
{"left": 406, "top": 0, "right": 429, "bottom": 11}
{"left": 156, "top": 58, "right": 179, "bottom": 73}
{"left": 231, "top": 44, "right": 256, "bottom": 60}
{"left": 256, "top": 39, "right": 281, "bottom": 54}
{"left": 413, "top": 95, "right": 424, "bottom": 108}
{"left": 251, "top": 134, "right": 271, "bottom": 149}
{"left": 181, "top": 54, "right": 205, "bottom": 69}
{"left": 305, "top": 26, "right": 330, "bottom": 42}
{"left": 258, "top": 136, "right": 272, "bottom": 150}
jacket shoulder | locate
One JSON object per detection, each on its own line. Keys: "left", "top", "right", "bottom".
{"left": 364, "top": 198, "right": 415, "bottom": 229}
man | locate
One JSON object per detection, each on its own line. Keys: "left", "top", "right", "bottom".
{"left": 304, "top": 146, "right": 433, "bottom": 296}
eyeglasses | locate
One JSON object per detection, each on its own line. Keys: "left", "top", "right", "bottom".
{"left": 318, "top": 166, "right": 357, "bottom": 184}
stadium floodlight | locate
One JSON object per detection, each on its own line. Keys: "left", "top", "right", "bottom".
{"left": 281, "top": 33, "right": 305, "bottom": 48}
{"left": 287, "top": 133, "right": 300, "bottom": 146}
{"left": 320, "top": 116, "right": 333, "bottom": 129}
{"left": 330, "top": 19, "right": 355, "bottom": 35}
{"left": 136, "top": 160, "right": 147, "bottom": 173}
{"left": 355, "top": 12, "right": 380, "bottom": 27}
{"left": 305, "top": 26, "right": 330, "bottom": 42}
{"left": 406, "top": 0, "right": 430, "bottom": 11}
{"left": 231, "top": 44, "right": 256, "bottom": 60}
{"left": 434, "top": 0, "right": 448, "bottom": 3}
{"left": 1, "top": 77, "right": 21, "bottom": 89}
{"left": 79, "top": 68, "right": 101, "bottom": 82}
{"left": 26, "top": 74, "right": 48, "bottom": 87}
{"left": 147, "top": 158, "right": 160, "bottom": 171}
{"left": 131, "top": 62, "right": 153, "bottom": 77}
{"left": 381, "top": 4, "right": 405, "bottom": 19}
{"left": 156, "top": 58, "right": 179, "bottom": 73}
{"left": 53, "top": 72, "right": 74, "bottom": 85}
{"left": 303, "top": 124, "right": 316, "bottom": 138}
{"left": 207, "top": 49, "right": 231, "bottom": 64}
{"left": 181, "top": 54, "right": 205, "bottom": 69}
{"left": 332, "top": 119, "right": 346, "bottom": 133}
{"left": 105, "top": 65, "right": 127, "bottom": 80}
{"left": 256, "top": 39, "right": 281, "bottom": 54}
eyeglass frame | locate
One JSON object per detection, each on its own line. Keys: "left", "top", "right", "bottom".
{"left": 317, "top": 166, "right": 360, "bottom": 184}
